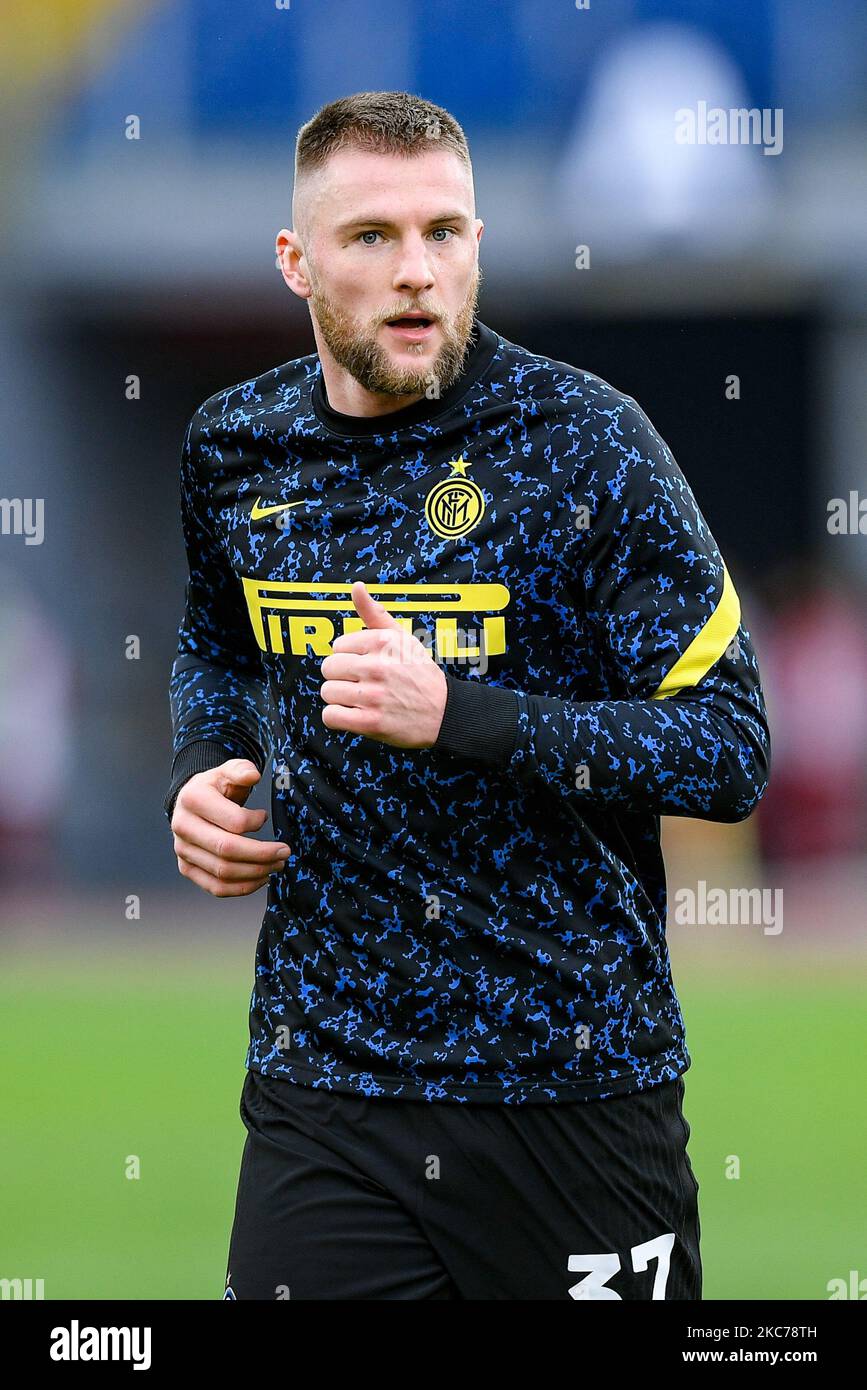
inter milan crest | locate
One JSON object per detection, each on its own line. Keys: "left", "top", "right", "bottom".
{"left": 424, "top": 455, "right": 486, "bottom": 539}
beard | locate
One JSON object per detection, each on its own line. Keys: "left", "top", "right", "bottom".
{"left": 308, "top": 263, "right": 482, "bottom": 400}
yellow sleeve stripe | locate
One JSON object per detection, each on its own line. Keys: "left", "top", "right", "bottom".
{"left": 652, "top": 565, "right": 741, "bottom": 700}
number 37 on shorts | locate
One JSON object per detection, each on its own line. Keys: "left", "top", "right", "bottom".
{"left": 568, "top": 1232, "right": 676, "bottom": 1300}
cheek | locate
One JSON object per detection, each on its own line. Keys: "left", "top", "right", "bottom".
{"left": 439, "top": 245, "right": 477, "bottom": 286}
{"left": 316, "top": 254, "right": 375, "bottom": 303}
{"left": 342, "top": 269, "right": 393, "bottom": 320}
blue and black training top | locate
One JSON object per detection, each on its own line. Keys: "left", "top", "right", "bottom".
{"left": 164, "top": 318, "right": 770, "bottom": 1104}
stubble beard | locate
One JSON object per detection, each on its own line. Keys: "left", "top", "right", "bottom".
{"left": 309, "top": 264, "right": 482, "bottom": 400}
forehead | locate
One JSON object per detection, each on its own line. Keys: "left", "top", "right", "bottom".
{"left": 302, "top": 146, "right": 474, "bottom": 224}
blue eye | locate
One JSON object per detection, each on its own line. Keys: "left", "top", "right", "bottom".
{"left": 355, "top": 228, "right": 457, "bottom": 245}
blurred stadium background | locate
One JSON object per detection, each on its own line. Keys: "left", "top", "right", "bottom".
{"left": 1, "top": 0, "right": 865, "bottom": 1300}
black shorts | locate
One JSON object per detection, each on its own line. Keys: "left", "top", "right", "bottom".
{"left": 224, "top": 1068, "right": 702, "bottom": 1301}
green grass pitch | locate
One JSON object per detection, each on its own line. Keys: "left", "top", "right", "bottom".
{"left": 0, "top": 946, "right": 862, "bottom": 1299}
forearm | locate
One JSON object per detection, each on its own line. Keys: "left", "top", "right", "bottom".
{"left": 432, "top": 671, "right": 770, "bottom": 822}
{"left": 165, "top": 651, "right": 270, "bottom": 820}
{"left": 166, "top": 404, "right": 275, "bottom": 822}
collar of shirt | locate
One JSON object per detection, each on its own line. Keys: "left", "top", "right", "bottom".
{"left": 311, "top": 318, "right": 499, "bottom": 438}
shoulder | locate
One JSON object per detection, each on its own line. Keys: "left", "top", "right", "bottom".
{"left": 186, "top": 349, "right": 320, "bottom": 442}
{"left": 490, "top": 328, "right": 658, "bottom": 441}
{"left": 489, "top": 329, "right": 678, "bottom": 501}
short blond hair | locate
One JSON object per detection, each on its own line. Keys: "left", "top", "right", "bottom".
{"left": 294, "top": 90, "right": 472, "bottom": 181}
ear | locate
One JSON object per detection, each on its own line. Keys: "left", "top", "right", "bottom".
{"left": 276, "top": 229, "right": 312, "bottom": 300}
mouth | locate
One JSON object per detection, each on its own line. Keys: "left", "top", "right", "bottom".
{"left": 383, "top": 314, "right": 438, "bottom": 342}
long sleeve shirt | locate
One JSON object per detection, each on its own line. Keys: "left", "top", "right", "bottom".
{"left": 165, "top": 318, "right": 770, "bottom": 1104}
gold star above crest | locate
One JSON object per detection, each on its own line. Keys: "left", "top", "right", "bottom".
{"left": 448, "top": 454, "right": 471, "bottom": 475}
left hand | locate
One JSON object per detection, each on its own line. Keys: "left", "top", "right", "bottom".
{"left": 319, "top": 581, "right": 448, "bottom": 749}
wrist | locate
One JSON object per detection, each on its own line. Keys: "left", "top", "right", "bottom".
{"left": 431, "top": 672, "right": 519, "bottom": 767}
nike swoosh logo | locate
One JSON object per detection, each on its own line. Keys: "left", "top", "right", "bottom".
{"left": 250, "top": 497, "right": 307, "bottom": 521}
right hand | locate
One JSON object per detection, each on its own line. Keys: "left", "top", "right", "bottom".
{"left": 171, "top": 758, "right": 290, "bottom": 897}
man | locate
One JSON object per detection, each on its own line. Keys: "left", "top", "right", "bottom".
{"left": 165, "top": 91, "right": 770, "bottom": 1300}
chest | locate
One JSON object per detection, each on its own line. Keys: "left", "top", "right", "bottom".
{"left": 216, "top": 428, "right": 585, "bottom": 683}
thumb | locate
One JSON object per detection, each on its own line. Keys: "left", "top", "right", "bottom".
{"left": 217, "top": 758, "right": 261, "bottom": 802}
{"left": 221, "top": 758, "right": 261, "bottom": 782}
{"left": 351, "top": 580, "right": 400, "bottom": 631}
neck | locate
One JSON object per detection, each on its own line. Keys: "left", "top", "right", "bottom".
{"left": 314, "top": 335, "right": 427, "bottom": 418}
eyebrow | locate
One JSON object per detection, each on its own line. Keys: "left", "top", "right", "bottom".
{"left": 336, "top": 212, "right": 470, "bottom": 234}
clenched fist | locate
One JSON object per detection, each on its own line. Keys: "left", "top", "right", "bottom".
{"left": 170, "top": 758, "right": 290, "bottom": 897}
{"left": 319, "top": 580, "right": 448, "bottom": 748}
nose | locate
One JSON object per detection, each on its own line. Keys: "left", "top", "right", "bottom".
{"left": 392, "top": 234, "right": 435, "bottom": 296}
